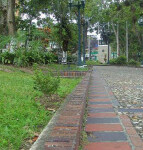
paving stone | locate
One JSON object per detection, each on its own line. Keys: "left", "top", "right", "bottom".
{"left": 88, "top": 113, "right": 117, "bottom": 118}
{"left": 87, "top": 132, "right": 128, "bottom": 142}
{"left": 118, "top": 108, "right": 143, "bottom": 113}
{"left": 89, "top": 99, "right": 111, "bottom": 102}
{"left": 129, "top": 136, "right": 143, "bottom": 147}
{"left": 89, "top": 96, "right": 109, "bottom": 99}
{"left": 87, "top": 117, "right": 120, "bottom": 124}
{"left": 88, "top": 104, "right": 113, "bottom": 108}
{"left": 88, "top": 101, "right": 112, "bottom": 105}
{"left": 84, "top": 142, "right": 132, "bottom": 150}
{"left": 88, "top": 108, "right": 114, "bottom": 113}
{"left": 86, "top": 124, "right": 123, "bottom": 132}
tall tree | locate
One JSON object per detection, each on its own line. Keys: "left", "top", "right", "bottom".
{"left": 0, "top": 0, "right": 16, "bottom": 35}
{"left": 0, "top": 0, "right": 8, "bottom": 35}
{"left": 7, "top": 0, "right": 16, "bottom": 35}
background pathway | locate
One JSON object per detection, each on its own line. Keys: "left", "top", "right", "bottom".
{"left": 84, "top": 67, "right": 143, "bottom": 150}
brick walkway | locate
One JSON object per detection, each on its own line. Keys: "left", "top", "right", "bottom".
{"left": 84, "top": 69, "right": 143, "bottom": 150}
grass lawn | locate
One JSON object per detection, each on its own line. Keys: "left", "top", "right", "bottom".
{"left": 0, "top": 68, "right": 81, "bottom": 150}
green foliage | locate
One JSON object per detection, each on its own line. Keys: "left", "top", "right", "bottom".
{"left": 0, "top": 36, "right": 11, "bottom": 49}
{"left": 128, "top": 59, "right": 141, "bottom": 67}
{"left": 86, "top": 0, "right": 143, "bottom": 60}
{"left": 110, "top": 58, "right": 117, "bottom": 65}
{"left": 110, "top": 55, "right": 127, "bottom": 65}
{"left": 67, "top": 54, "right": 77, "bottom": 63}
{"left": 33, "top": 69, "right": 60, "bottom": 95}
{"left": 86, "top": 60, "right": 101, "bottom": 66}
{"left": 57, "top": 78, "right": 81, "bottom": 98}
{"left": 0, "top": 47, "right": 58, "bottom": 67}
{"left": 0, "top": 51, "right": 15, "bottom": 64}
{"left": 14, "top": 48, "right": 28, "bottom": 67}
{"left": 116, "top": 55, "right": 127, "bottom": 65}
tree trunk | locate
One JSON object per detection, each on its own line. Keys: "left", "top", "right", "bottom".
{"left": 111, "top": 21, "right": 120, "bottom": 57}
{"left": 0, "top": 0, "right": 8, "bottom": 35}
{"left": 7, "top": 0, "right": 16, "bottom": 35}
{"left": 126, "top": 21, "right": 129, "bottom": 62}
{"left": 117, "top": 22, "right": 119, "bottom": 57}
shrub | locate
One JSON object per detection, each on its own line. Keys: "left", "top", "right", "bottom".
{"left": 44, "top": 52, "right": 58, "bottom": 64}
{"left": 0, "top": 51, "right": 15, "bottom": 64}
{"left": 128, "top": 59, "right": 140, "bottom": 67}
{"left": 110, "top": 56, "right": 127, "bottom": 65}
{"left": 110, "top": 59, "right": 117, "bottom": 65}
{"left": 33, "top": 68, "right": 60, "bottom": 95}
{"left": 86, "top": 60, "right": 101, "bottom": 66}
{"left": 14, "top": 48, "right": 29, "bottom": 67}
{"left": 116, "top": 55, "right": 127, "bottom": 65}
{"left": 67, "top": 55, "right": 77, "bottom": 63}
{"left": 13, "top": 47, "right": 58, "bottom": 67}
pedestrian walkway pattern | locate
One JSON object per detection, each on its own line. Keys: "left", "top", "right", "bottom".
{"left": 84, "top": 69, "right": 143, "bottom": 150}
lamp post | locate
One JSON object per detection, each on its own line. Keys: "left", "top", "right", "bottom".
{"left": 83, "top": 17, "right": 88, "bottom": 65}
{"left": 69, "top": 0, "right": 85, "bottom": 66}
{"left": 107, "top": 31, "right": 111, "bottom": 64}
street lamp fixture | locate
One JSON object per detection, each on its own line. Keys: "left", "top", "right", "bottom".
{"left": 69, "top": 0, "right": 85, "bottom": 66}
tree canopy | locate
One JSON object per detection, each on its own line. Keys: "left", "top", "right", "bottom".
{"left": 0, "top": 0, "right": 143, "bottom": 61}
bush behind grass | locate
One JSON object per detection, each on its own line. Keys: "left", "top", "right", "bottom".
{"left": 0, "top": 50, "right": 58, "bottom": 67}
{"left": 33, "top": 69, "right": 60, "bottom": 95}
{"left": 0, "top": 70, "right": 81, "bottom": 150}
{"left": 128, "top": 59, "right": 141, "bottom": 67}
{"left": 110, "top": 56, "right": 141, "bottom": 67}
{"left": 110, "top": 55, "right": 127, "bottom": 65}
{"left": 86, "top": 60, "right": 102, "bottom": 66}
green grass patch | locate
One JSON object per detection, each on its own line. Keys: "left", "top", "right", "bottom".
{"left": 0, "top": 69, "right": 81, "bottom": 150}
{"left": 57, "top": 78, "right": 81, "bottom": 98}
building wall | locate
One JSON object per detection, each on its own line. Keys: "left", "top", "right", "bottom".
{"left": 97, "top": 45, "right": 111, "bottom": 63}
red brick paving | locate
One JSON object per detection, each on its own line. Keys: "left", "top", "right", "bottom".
{"left": 89, "top": 99, "right": 111, "bottom": 102}
{"left": 84, "top": 142, "right": 132, "bottom": 150}
{"left": 88, "top": 112, "right": 117, "bottom": 118}
{"left": 89, "top": 94, "right": 109, "bottom": 97}
{"left": 88, "top": 104, "right": 113, "bottom": 108}
{"left": 126, "top": 127, "right": 138, "bottom": 135}
{"left": 85, "top": 124, "right": 123, "bottom": 132}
